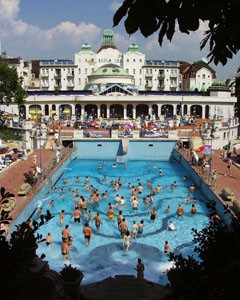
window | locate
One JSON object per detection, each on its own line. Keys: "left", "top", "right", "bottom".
{"left": 133, "top": 69, "right": 135, "bottom": 74}
{"left": 133, "top": 59, "right": 136, "bottom": 62}
{"left": 127, "top": 59, "right": 129, "bottom": 62}
{"left": 126, "top": 69, "right": 129, "bottom": 73}
{"left": 139, "top": 69, "right": 142, "bottom": 74}
{"left": 140, "top": 59, "right": 142, "bottom": 62}
{"left": 78, "top": 68, "right": 81, "bottom": 74}
{"left": 78, "top": 78, "right": 81, "bottom": 85}
{"left": 202, "top": 74, "right": 205, "bottom": 79}
{"left": 85, "top": 68, "right": 87, "bottom": 74}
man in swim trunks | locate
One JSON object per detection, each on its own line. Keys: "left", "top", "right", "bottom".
{"left": 72, "top": 207, "right": 83, "bottom": 223}
{"left": 190, "top": 204, "right": 197, "bottom": 217}
{"left": 60, "top": 210, "right": 65, "bottom": 227}
{"left": 137, "top": 220, "right": 144, "bottom": 237}
{"left": 107, "top": 205, "right": 115, "bottom": 221}
{"left": 119, "top": 218, "right": 128, "bottom": 237}
{"left": 83, "top": 222, "right": 92, "bottom": 246}
{"left": 176, "top": 203, "right": 184, "bottom": 218}
{"left": 135, "top": 258, "right": 145, "bottom": 279}
{"left": 92, "top": 212, "right": 103, "bottom": 231}
{"left": 61, "top": 240, "right": 69, "bottom": 261}
{"left": 45, "top": 232, "right": 52, "bottom": 247}
{"left": 62, "top": 224, "right": 71, "bottom": 241}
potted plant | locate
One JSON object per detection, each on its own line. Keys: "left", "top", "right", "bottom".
{"left": 60, "top": 264, "right": 83, "bottom": 296}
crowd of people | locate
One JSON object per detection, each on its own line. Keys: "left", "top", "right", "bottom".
{"left": 33, "top": 161, "right": 212, "bottom": 280}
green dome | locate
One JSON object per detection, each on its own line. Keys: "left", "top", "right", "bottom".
{"left": 212, "top": 80, "right": 226, "bottom": 86}
{"left": 128, "top": 44, "right": 139, "bottom": 52}
{"left": 209, "top": 80, "right": 230, "bottom": 91}
{"left": 90, "top": 64, "right": 131, "bottom": 77}
{"left": 103, "top": 29, "right": 114, "bottom": 37}
{"left": 80, "top": 43, "right": 92, "bottom": 51}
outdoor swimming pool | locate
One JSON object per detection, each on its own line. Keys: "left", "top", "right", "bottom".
{"left": 31, "top": 158, "right": 210, "bottom": 285}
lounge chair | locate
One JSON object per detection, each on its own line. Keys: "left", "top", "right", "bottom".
{"left": 18, "top": 183, "right": 32, "bottom": 196}
{"left": 1, "top": 197, "right": 16, "bottom": 212}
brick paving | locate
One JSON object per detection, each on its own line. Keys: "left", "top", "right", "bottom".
{"left": 0, "top": 148, "right": 72, "bottom": 220}
{"left": 179, "top": 148, "right": 240, "bottom": 210}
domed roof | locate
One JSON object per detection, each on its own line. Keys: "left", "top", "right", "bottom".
{"left": 209, "top": 80, "right": 230, "bottom": 91}
{"left": 103, "top": 29, "right": 114, "bottom": 37}
{"left": 90, "top": 64, "right": 131, "bottom": 77}
{"left": 80, "top": 43, "right": 93, "bottom": 52}
{"left": 128, "top": 44, "right": 139, "bottom": 52}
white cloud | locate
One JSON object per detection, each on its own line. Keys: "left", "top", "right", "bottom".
{"left": 109, "top": 1, "right": 122, "bottom": 11}
{"left": 0, "top": 0, "right": 20, "bottom": 21}
{"left": 0, "top": 0, "right": 101, "bottom": 58}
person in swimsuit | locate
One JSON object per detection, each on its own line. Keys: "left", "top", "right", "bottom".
{"left": 107, "top": 205, "right": 115, "bottom": 221}
{"left": 92, "top": 212, "right": 103, "bottom": 231}
{"left": 165, "top": 204, "right": 170, "bottom": 213}
{"left": 135, "top": 258, "right": 145, "bottom": 279}
{"left": 62, "top": 224, "right": 71, "bottom": 242}
{"left": 190, "top": 204, "right": 197, "bottom": 217}
{"left": 83, "top": 222, "right": 92, "bottom": 246}
{"left": 45, "top": 232, "right": 52, "bottom": 247}
{"left": 137, "top": 220, "right": 144, "bottom": 237}
{"left": 176, "top": 204, "right": 184, "bottom": 219}
{"left": 60, "top": 210, "right": 65, "bottom": 227}
{"left": 150, "top": 207, "right": 158, "bottom": 222}
{"left": 72, "top": 207, "right": 83, "bottom": 223}
{"left": 61, "top": 240, "right": 69, "bottom": 261}
{"left": 164, "top": 241, "right": 169, "bottom": 254}
{"left": 123, "top": 230, "right": 131, "bottom": 252}
{"left": 119, "top": 218, "right": 128, "bottom": 237}
{"left": 131, "top": 220, "right": 138, "bottom": 239}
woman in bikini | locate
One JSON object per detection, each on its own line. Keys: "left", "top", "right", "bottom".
{"left": 123, "top": 230, "right": 131, "bottom": 252}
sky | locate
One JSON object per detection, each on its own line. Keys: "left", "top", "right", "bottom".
{"left": 0, "top": 0, "right": 239, "bottom": 80}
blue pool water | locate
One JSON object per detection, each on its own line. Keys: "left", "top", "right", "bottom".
{"left": 32, "top": 159, "right": 210, "bottom": 285}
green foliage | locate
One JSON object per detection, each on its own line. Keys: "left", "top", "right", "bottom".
{"left": 60, "top": 264, "right": 83, "bottom": 282}
{"left": 167, "top": 210, "right": 240, "bottom": 300}
{"left": 0, "top": 62, "right": 27, "bottom": 105}
{"left": 113, "top": 0, "right": 240, "bottom": 65}
{"left": 0, "top": 187, "right": 55, "bottom": 300}
{"left": 0, "top": 125, "right": 23, "bottom": 141}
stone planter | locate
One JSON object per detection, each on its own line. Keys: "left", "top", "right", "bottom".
{"left": 221, "top": 188, "right": 235, "bottom": 201}
{"left": 62, "top": 273, "right": 83, "bottom": 297}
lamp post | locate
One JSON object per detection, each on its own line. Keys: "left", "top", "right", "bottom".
{"left": 180, "top": 97, "right": 183, "bottom": 126}
{"left": 164, "top": 106, "right": 169, "bottom": 128}
{"left": 208, "top": 122, "right": 214, "bottom": 184}
{"left": 38, "top": 118, "right": 43, "bottom": 177}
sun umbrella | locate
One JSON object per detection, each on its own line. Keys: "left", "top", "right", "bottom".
{"left": 199, "top": 145, "right": 214, "bottom": 155}
{"left": 63, "top": 109, "right": 70, "bottom": 114}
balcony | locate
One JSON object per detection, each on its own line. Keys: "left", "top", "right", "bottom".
{"left": 157, "top": 85, "right": 165, "bottom": 91}
{"left": 145, "top": 74, "right": 153, "bottom": 79}
{"left": 67, "top": 82, "right": 74, "bottom": 88}
{"left": 41, "top": 73, "right": 49, "bottom": 78}
{"left": 41, "top": 82, "right": 49, "bottom": 88}
{"left": 54, "top": 84, "right": 62, "bottom": 89}
{"left": 158, "top": 73, "right": 165, "bottom": 79}
{"left": 54, "top": 73, "right": 61, "bottom": 79}
{"left": 67, "top": 73, "right": 74, "bottom": 78}
{"left": 170, "top": 74, "right": 178, "bottom": 79}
